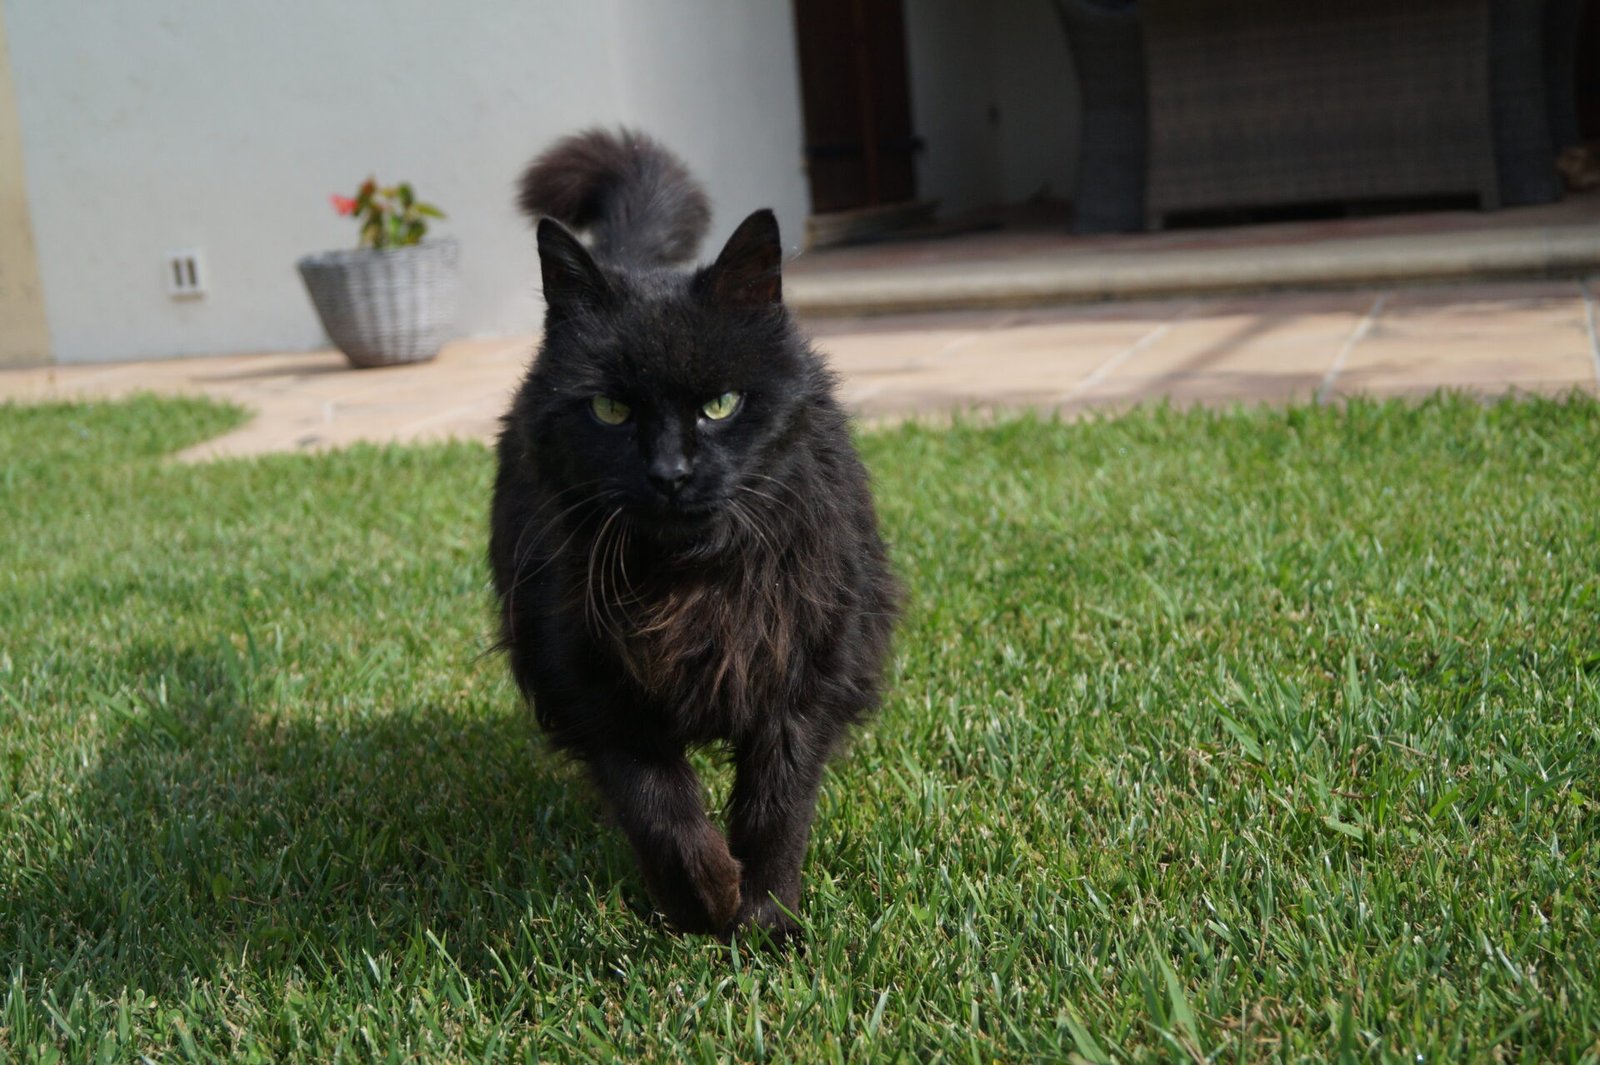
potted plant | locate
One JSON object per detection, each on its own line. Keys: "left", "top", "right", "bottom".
{"left": 297, "top": 179, "right": 458, "bottom": 368}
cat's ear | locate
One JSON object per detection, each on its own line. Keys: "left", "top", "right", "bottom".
{"left": 697, "top": 209, "right": 782, "bottom": 308}
{"left": 538, "top": 218, "right": 611, "bottom": 321}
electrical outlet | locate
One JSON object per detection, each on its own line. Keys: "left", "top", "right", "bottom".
{"left": 165, "top": 249, "right": 206, "bottom": 298}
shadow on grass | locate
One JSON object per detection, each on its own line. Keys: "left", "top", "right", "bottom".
{"left": 7, "top": 639, "right": 656, "bottom": 994}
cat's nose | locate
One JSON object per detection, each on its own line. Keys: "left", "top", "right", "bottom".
{"left": 647, "top": 456, "right": 692, "bottom": 496}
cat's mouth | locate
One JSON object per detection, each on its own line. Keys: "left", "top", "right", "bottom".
{"left": 656, "top": 502, "right": 721, "bottom": 523}
{"left": 638, "top": 498, "right": 726, "bottom": 534}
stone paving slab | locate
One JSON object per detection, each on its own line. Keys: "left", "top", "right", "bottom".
{"left": 1330, "top": 283, "right": 1598, "bottom": 399}
{"left": 1067, "top": 293, "right": 1376, "bottom": 411}
{"left": 1, "top": 281, "right": 1596, "bottom": 461}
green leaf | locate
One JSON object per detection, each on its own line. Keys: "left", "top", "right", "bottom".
{"left": 1214, "top": 706, "right": 1263, "bottom": 763}
{"left": 1159, "top": 956, "right": 1198, "bottom": 1038}
{"left": 1335, "top": 995, "right": 1359, "bottom": 1064}
{"left": 1427, "top": 785, "right": 1462, "bottom": 821}
{"left": 1061, "top": 1006, "right": 1113, "bottom": 1065}
{"left": 1323, "top": 814, "right": 1364, "bottom": 840}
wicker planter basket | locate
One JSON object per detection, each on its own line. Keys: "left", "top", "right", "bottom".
{"left": 296, "top": 239, "right": 459, "bottom": 368}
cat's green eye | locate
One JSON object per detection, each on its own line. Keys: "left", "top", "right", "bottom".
{"left": 700, "top": 391, "right": 742, "bottom": 421}
{"left": 590, "top": 395, "right": 631, "bottom": 426}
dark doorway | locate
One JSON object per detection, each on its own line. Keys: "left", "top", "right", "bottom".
{"left": 792, "top": 0, "right": 919, "bottom": 215}
{"left": 1578, "top": 0, "right": 1600, "bottom": 138}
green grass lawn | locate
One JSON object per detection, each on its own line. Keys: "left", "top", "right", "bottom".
{"left": 2, "top": 392, "right": 1598, "bottom": 1062}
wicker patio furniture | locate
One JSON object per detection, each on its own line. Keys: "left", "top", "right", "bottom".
{"left": 1139, "top": 0, "right": 1501, "bottom": 228}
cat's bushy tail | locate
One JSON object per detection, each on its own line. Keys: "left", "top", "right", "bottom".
{"left": 516, "top": 128, "right": 711, "bottom": 268}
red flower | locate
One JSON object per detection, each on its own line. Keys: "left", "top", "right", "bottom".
{"left": 330, "top": 194, "right": 358, "bottom": 216}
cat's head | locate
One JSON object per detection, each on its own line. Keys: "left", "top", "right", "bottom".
{"left": 521, "top": 210, "right": 828, "bottom": 540}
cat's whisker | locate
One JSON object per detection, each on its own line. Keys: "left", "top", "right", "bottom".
{"left": 505, "top": 477, "right": 609, "bottom": 587}
{"left": 734, "top": 483, "right": 831, "bottom": 561}
{"left": 612, "top": 518, "right": 643, "bottom": 608}
{"left": 741, "top": 472, "right": 812, "bottom": 521}
{"left": 506, "top": 486, "right": 623, "bottom": 643}
{"left": 581, "top": 513, "right": 604, "bottom": 637}
{"left": 503, "top": 482, "right": 599, "bottom": 642}
{"left": 509, "top": 487, "right": 620, "bottom": 593}
{"left": 732, "top": 498, "right": 784, "bottom": 569}
{"left": 733, "top": 486, "right": 841, "bottom": 600}
{"left": 587, "top": 506, "right": 635, "bottom": 645}
{"left": 731, "top": 497, "right": 839, "bottom": 621}
{"left": 728, "top": 503, "right": 802, "bottom": 625}
{"left": 599, "top": 510, "right": 632, "bottom": 639}
{"left": 583, "top": 506, "right": 616, "bottom": 638}
{"left": 512, "top": 482, "right": 615, "bottom": 571}
{"left": 729, "top": 486, "right": 778, "bottom": 529}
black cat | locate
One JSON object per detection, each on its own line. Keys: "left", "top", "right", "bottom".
{"left": 490, "top": 129, "right": 900, "bottom": 941}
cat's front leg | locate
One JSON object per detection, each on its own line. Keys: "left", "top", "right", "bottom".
{"left": 727, "top": 731, "right": 831, "bottom": 944}
{"left": 590, "top": 749, "right": 742, "bottom": 935}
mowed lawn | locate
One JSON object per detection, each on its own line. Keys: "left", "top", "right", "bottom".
{"left": 2, "top": 392, "right": 1598, "bottom": 1062}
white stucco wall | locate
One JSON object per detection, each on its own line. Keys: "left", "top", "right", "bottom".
{"left": 5, "top": 0, "right": 808, "bottom": 364}
{"left": 904, "top": 0, "right": 1078, "bottom": 216}
{"left": 608, "top": 0, "right": 810, "bottom": 259}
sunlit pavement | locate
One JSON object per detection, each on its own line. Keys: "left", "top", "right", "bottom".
{"left": 3, "top": 276, "right": 1595, "bottom": 462}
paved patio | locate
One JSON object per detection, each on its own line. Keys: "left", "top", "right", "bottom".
{"left": 2, "top": 278, "right": 1596, "bottom": 462}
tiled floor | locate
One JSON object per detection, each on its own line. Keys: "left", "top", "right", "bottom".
{"left": 2, "top": 279, "right": 1596, "bottom": 461}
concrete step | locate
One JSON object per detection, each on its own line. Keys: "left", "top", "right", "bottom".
{"left": 787, "top": 222, "right": 1600, "bottom": 317}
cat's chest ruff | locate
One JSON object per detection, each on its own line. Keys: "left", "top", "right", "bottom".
{"left": 609, "top": 560, "right": 812, "bottom": 733}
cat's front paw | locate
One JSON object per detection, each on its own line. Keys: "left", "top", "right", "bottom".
{"left": 639, "top": 822, "right": 742, "bottom": 935}
{"left": 730, "top": 894, "right": 802, "bottom": 948}
{"left": 682, "top": 823, "right": 743, "bottom": 932}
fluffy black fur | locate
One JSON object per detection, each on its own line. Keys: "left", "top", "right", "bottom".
{"left": 491, "top": 129, "right": 899, "bottom": 941}
{"left": 516, "top": 127, "right": 711, "bottom": 269}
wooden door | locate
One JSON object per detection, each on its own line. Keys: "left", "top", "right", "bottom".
{"left": 792, "top": 0, "right": 918, "bottom": 214}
